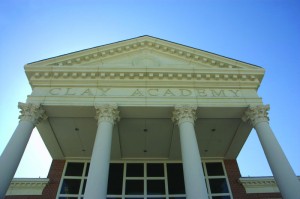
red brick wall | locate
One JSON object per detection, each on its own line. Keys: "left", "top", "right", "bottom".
{"left": 4, "top": 196, "right": 41, "bottom": 199}
{"left": 42, "top": 160, "right": 65, "bottom": 198}
{"left": 5, "top": 160, "right": 65, "bottom": 199}
{"left": 224, "top": 159, "right": 282, "bottom": 199}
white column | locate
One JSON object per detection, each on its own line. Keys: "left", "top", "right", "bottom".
{"left": 172, "top": 105, "right": 208, "bottom": 199}
{"left": 84, "top": 104, "right": 119, "bottom": 199}
{"left": 0, "top": 102, "right": 47, "bottom": 198}
{"left": 242, "top": 105, "right": 300, "bottom": 199}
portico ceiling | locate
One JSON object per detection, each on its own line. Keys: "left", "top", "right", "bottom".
{"left": 38, "top": 106, "right": 252, "bottom": 160}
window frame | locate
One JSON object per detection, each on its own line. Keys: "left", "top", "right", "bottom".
{"left": 56, "top": 160, "right": 233, "bottom": 199}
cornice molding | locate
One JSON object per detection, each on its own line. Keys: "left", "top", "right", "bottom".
{"left": 239, "top": 177, "right": 278, "bottom": 186}
{"left": 28, "top": 71, "right": 261, "bottom": 81}
{"left": 26, "top": 36, "right": 262, "bottom": 71}
{"left": 6, "top": 178, "right": 49, "bottom": 196}
{"left": 27, "top": 70, "right": 262, "bottom": 90}
{"left": 240, "top": 176, "right": 300, "bottom": 194}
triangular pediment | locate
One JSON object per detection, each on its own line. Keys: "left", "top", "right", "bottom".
{"left": 26, "top": 35, "right": 263, "bottom": 71}
{"left": 25, "top": 36, "right": 265, "bottom": 89}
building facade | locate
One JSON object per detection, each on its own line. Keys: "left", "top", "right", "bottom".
{"left": 1, "top": 36, "right": 299, "bottom": 199}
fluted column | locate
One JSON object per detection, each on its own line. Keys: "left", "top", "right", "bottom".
{"left": 172, "top": 105, "right": 208, "bottom": 199}
{"left": 242, "top": 105, "right": 300, "bottom": 199}
{"left": 84, "top": 104, "right": 119, "bottom": 199}
{"left": 0, "top": 102, "right": 47, "bottom": 198}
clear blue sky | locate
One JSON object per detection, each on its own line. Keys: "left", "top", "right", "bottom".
{"left": 0, "top": 0, "right": 299, "bottom": 178}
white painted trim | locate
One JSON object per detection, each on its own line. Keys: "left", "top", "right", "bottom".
{"left": 239, "top": 176, "right": 300, "bottom": 194}
{"left": 6, "top": 178, "right": 49, "bottom": 196}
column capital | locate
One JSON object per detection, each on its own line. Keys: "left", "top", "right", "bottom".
{"left": 95, "top": 104, "right": 120, "bottom": 124}
{"left": 242, "top": 104, "right": 270, "bottom": 126}
{"left": 18, "top": 102, "right": 47, "bottom": 125}
{"left": 172, "top": 105, "right": 197, "bottom": 125}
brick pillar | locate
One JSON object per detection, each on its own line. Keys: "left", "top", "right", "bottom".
{"left": 224, "top": 159, "right": 248, "bottom": 199}
{"left": 42, "top": 160, "right": 66, "bottom": 198}
{"left": 224, "top": 159, "right": 283, "bottom": 199}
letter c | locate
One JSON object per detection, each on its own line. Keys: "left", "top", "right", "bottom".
{"left": 147, "top": 88, "right": 159, "bottom": 96}
{"left": 49, "top": 88, "right": 61, "bottom": 95}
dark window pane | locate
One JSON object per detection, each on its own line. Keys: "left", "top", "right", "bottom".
{"left": 206, "top": 163, "right": 224, "bottom": 176}
{"left": 107, "top": 198, "right": 122, "bottom": 199}
{"left": 209, "top": 178, "right": 229, "bottom": 193}
{"left": 167, "top": 163, "right": 185, "bottom": 194}
{"left": 147, "top": 163, "right": 164, "bottom": 177}
{"left": 59, "top": 197, "right": 78, "bottom": 199}
{"left": 169, "top": 198, "right": 186, "bottom": 199}
{"left": 81, "top": 179, "right": 86, "bottom": 194}
{"left": 125, "top": 180, "right": 144, "bottom": 195}
{"left": 148, "top": 198, "right": 166, "bottom": 199}
{"left": 212, "top": 196, "right": 231, "bottom": 199}
{"left": 65, "top": 162, "right": 84, "bottom": 176}
{"left": 125, "top": 198, "right": 144, "bottom": 199}
{"left": 85, "top": 163, "right": 90, "bottom": 176}
{"left": 107, "top": 163, "right": 124, "bottom": 194}
{"left": 147, "top": 180, "right": 165, "bottom": 195}
{"left": 126, "top": 163, "right": 144, "bottom": 177}
{"left": 60, "top": 179, "right": 81, "bottom": 194}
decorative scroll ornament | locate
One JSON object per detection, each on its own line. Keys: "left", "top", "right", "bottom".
{"left": 18, "top": 102, "right": 47, "bottom": 125}
{"left": 172, "top": 105, "right": 197, "bottom": 125}
{"left": 242, "top": 104, "right": 270, "bottom": 126}
{"left": 95, "top": 104, "right": 120, "bottom": 124}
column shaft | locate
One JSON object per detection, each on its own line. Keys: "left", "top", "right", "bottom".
{"left": 255, "top": 121, "right": 300, "bottom": 199}
{"left": 243, "top": 105, "right": 300, "bottom": 199}
{"left": 179, "top": 121, "right": 208, "bottom": 199}
{"left": 0, "top": 121, "right": 34, "bottom": 197}
{"left": 0, "top": 102, "right": 46, "bottom": 198}
{"left": 172, "top": 105, "right": 208, "bottom": 199}
{"left": 84, "top": 121, "right": 114, "bottom": 199}
{"left": 84, "top": 105, "right": 119, "bottom": 199}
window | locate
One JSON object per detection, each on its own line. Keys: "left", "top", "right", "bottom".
{"left": 204, "top": 162, "right": 232, "bottom": 198}
{"left": 57, "top": 161, "right": 232, "bottom": 199}
{"left": 58, "top": 162, "right": 87, "bottom": 198}
{"left": 167, "top": 164, "right": 185, "bottom": 194}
